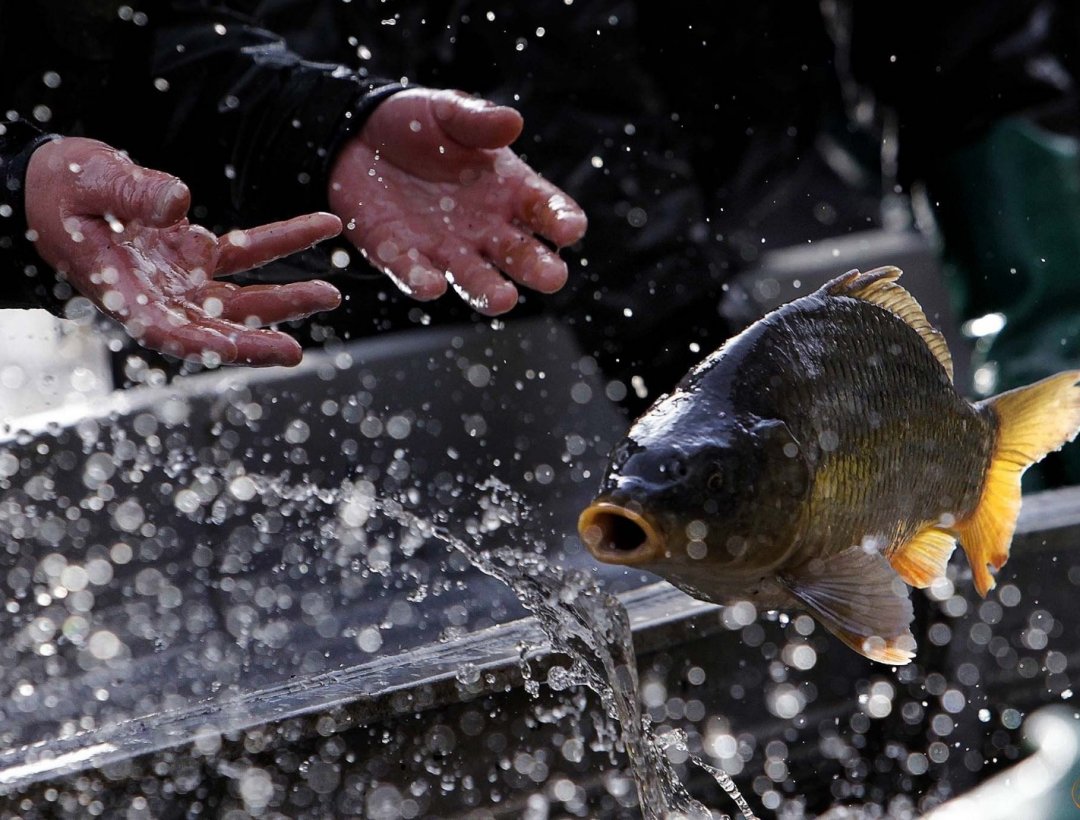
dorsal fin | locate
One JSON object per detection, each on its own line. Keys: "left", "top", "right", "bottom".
{"left": 825, "top": 267, "right": 954, "bottom": 383}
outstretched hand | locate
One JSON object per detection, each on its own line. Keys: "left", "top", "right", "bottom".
{"left": 26, "top": 137, "right": 343, "bottom": 367}
{"left": 329, "top": 89, "right": 588, "bottom": 315}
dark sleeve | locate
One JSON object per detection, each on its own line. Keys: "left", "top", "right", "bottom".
{"left": 130, "top": 5, "right": 404, "bottom": 230}
{"left": 0, "top": 119, "right": 66, "bottom": 312}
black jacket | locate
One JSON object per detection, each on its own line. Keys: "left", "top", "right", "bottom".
{"left": 0, "top": 1, "right": 401, "bottom": 310}
{"left": 1, "top": 1, "right": 1075, "bottom": 408}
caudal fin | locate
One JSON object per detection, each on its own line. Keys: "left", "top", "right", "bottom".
{"left": 958, "top": 370, "right": 1080, "bottom": 595}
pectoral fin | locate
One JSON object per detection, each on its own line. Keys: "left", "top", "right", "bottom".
{"left": 781, "top": 546, "right": 916, "bottom": 665}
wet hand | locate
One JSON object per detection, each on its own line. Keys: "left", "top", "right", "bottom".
{"left": 25, "top": 137, "right": 343, "bottom": 367}
{"left": 328, "top": 88, "right": 588, "bottom": 315}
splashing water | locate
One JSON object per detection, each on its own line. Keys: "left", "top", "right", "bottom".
{"left": 376, "top": 481, "right": 759, "bottom": 820}
{"left": 91, "top": 463, "right": 759, "bottom": 817}
{"left": 657, "top": 729, "right": 760, "bottom": 820}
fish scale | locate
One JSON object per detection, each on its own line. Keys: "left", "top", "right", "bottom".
{"left": 749, "top": 297, "right": 988, "bottom": 566}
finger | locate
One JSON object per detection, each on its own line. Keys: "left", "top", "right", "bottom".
{"left": 359, "top": 93, "right": 489, "bottom": 180}
{"left": 125, "top": 304, "right": 240, "bottom": 364}
{"left": 482, "top": 225, "right": 569, "bottom": 294}
{"left": 214, "top": 213, "right": 343, "bottom": 276}
{"left": 379, "top": 249, "right": 447, "bottom": 301}
{"left": 442, "top": 252, "right": 518, "bottom": 316}
{"left": 432, "top": 90, "right": 524, "bottom": 149}
{"left": 198, "top": 280, "right": 342, "bottom": 325}
{"left": 231, "top": 330, "right": 304, "bottom": 367}
{"left": 514, "top": 178, "right": 588, "bottom": 248}
{"left": 75, "top": 148, "right": 190, "bottom": 228}
{"left": 84, "top": 242, "right": 302, "bottom": 367}
{"left": 352, "top": 223, "right": 447, "bottom": 300}
{"left": 153, "top": 302, "right": 305, "bottom": 367}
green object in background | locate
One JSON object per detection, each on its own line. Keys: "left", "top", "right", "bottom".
{"left": 932, "top": 117, "right": 1080, "bottom": 489}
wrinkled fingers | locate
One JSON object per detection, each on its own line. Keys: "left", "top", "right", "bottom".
{"left": 215, "top": 213, "right": 343, "bottom": 276}
{"left": 514, "top": 175, "right": 588, "bottom": 248}
{"left": 151, "top": 302, "right": 305, "bottom": 367}
{"left": 197, "top": 281, "right": 342, "bottom": 326}
{"left": 431, "top": 90, "right": 524, "bottom": 150}
{"left": 124, "top": 302, "right": 240, "bottom": 364}
{"left": 482, "top": 225, "right": 568, "bottom": 293}
{"left": 353, "top": 223, "right": 447, "bottom": 300}
{"left": 437, "top": 249, "right": 518, "bottom": 315}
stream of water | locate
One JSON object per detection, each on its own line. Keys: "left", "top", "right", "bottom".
{"left": 375, "top": 481, "right": 759, "bottom": 819}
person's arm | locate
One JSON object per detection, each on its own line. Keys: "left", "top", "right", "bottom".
{"left": 130, "top": 4, "right": 405, "bottom": 229}
{"left": 136, "top": 6, "right": 586, "bottom": 315}
{"left": 0, "top": 118, "right": 66, "bottom": 310}
{"left": 0, "top": 4, "right": 345, "bottom": 366}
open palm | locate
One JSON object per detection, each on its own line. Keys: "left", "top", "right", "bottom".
{"left": 27, "top": 138, "right": 342, "bottom": 366}
{"left": 329, "top": 89, "right": 588, "bottom": 315}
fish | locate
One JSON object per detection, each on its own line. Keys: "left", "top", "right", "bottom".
{"left": 578, "top": 267, "right": 1080, "bottom": 664}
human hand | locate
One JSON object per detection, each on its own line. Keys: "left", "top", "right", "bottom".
{"left": 328, "top": 88, "right": 588, "bottom": 315}
{"left": 25, "top": 137, "right": 343, "bottom": 367}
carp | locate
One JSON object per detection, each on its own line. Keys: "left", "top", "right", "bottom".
{"left": 579, "top": 267, "right": 1080, "bottom": 664}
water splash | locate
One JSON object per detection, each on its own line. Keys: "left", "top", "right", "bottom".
{"left": 377, "top": 481, "right": 758, "bottom": 820}
{"left": 32, "top": 455, "right": 759, "bottom": 816}
{"left": 657, "top": 729, "right": 760, "bottom": 820}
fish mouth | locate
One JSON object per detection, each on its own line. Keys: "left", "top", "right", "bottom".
{"left": 578, "top": 502, "right": 664, "bottom": 565}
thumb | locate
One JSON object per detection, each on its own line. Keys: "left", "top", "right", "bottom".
{"left": 432, "top": 91, "right": 524, "bottom": 149}
{"left": 75, "top": 146, "right": 191, "bottom": 227}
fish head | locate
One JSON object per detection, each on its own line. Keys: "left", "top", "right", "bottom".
{"left": 579, "top": 400, "right": 809, "bottom": 580}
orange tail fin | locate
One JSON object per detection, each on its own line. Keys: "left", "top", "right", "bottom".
{"left": 958, "top": 370, "right": 1080, "bottom": 596}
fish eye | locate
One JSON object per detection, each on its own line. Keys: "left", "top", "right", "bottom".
{"left": 707, "top": 466, "right": 737, "bottom": 493}
{"left": 706, "top": 460, "right": 745, "bottom": 495}
{"left": 707, "top": 460, "right": 732, "bottom": 492}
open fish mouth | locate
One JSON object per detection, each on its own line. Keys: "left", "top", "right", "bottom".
{"left": 578, "top": 502, "right": 664, "bottom": 565}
